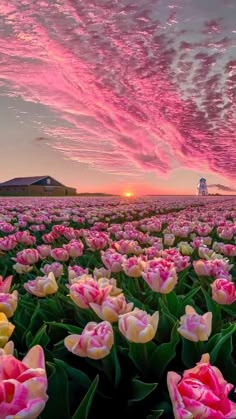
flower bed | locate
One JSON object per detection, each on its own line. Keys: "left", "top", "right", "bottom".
{"left": 0, "top": 196, "right": 236, "bottom": 418}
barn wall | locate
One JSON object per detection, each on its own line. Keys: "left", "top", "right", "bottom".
{"left": 0, "top": 185, "right": 77, "bottom": 196}
{"left": 0, "top": 186, "right": 30, "bottom": 196}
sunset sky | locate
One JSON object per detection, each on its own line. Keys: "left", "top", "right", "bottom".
{"left": 0, "top": 0, "right": 235, "bottom": 195}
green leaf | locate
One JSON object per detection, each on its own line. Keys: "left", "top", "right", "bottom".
{"left": 29, "top": 324, "right": 50, "bottom": 348}
{"left": 212, "top": 338, "right": 236, "bottom": 384}
{"left": 201, "top": 288, "right": 222, "bottom": 331}
{"left": 181, "top": 286, "right": 201, "bottom": 307}
{"left": 72, "top": 375, "right": 99, "bottom": 419}
{"left": 208, "top": 323, "right": 236, "bottom": 364}
{"left": 176, "top": 267, "right": 191, "bottom": 293}
{"left": 129, "top": 341, "right": 157, "bottom": 372}
{"left": 47, "top": 321, "right": 83, "bottom": 334}
{"left": 55, "top": 359, "right": 91, "bottom": 389}
{"left": 129, "top": 378, "right": 158, "bottom": 402}
{"left": 102, "top": 343, "right": 121, "bottom": 387}
{"left": 181, "top": 339, "right": 205, "bottom": 368}
{"left": 146, "top": 410, "right": 164, "bottom": 419}
{"left": 25, "top": 330, "right": 34, "bottom": 348}
{"left": 158, "top": 299, "right": 177, "bottom": 323}
{"left": 150, "top": 324, "right": 179, "bottom": 379}
{"left": 165, "top": 292, "right": 180, "bottom": 317}
{"left": 41, "top": 362, "right": 70, "bottom": 419}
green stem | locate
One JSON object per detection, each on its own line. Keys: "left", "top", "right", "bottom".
{"left": 141, "top": 343, "right": 148, "bottom": 366}
{"left": 135, "top": 277, "right": 142, "bottom": 295}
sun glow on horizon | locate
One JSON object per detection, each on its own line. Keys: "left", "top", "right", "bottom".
{"left": 124, "top": 191, "right": 134, "bottom": 198}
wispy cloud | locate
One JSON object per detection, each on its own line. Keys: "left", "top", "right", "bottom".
{"left": 0, "top": 0, "right": 235, "bottom": 179}
{"left": 208, "top": 184, "right": 236, "bottom": 192}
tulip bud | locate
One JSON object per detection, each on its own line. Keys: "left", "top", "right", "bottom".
{"left": 90, "top": 294, "right": 133, "bottom": 322}
{"left": 178, "top": 305, "right": 212, "bottom": 342}
{"left": 142, "top": 258, "right": 178, "bottom": 294}
{"left": 0, "top": 290, "right": 18, "bottom": 317}
{"left": 69, "top": 277, "right": 111, "bottom": 309}
{"left": 24, "top": 272, "right": 58, "bottom": 297}
{"left": 13, "top": 263, "right": 33, "bottom": 274}
{"left": 118, "top": 308, "right": 159, "bottom": 343}
{"left": 0, "top": 313, "right": 15, "bottom": 347}
{"left": 0, "top": 275, "right": 13, "bottom": 293}
{"left": 65, "top": 321, "right": 114, "bottom": 359}
{"left": 122, "top": 256, "right": 146, "bottom": 278}
{"left": 211, "top": 278, "right": 236, "bottom": 305}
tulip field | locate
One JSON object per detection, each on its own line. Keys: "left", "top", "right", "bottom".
{"left": 1, "top": 195, "right": 236, "bottom": 419}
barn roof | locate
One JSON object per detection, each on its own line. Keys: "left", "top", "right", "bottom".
{"left": 0, "top": 176, "right": 59, "bottom": 186}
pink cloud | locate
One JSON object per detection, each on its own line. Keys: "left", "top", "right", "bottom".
{"left": 0, "top": 0, "right": 235, "bottom": 179}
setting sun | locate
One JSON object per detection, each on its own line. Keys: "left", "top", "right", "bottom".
{"left": 124, "top": 192, "right": 134, "bottom": 197}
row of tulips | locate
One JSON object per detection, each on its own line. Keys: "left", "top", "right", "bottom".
{"left": 0, "top": 196, "right": 236, "bottom": 418}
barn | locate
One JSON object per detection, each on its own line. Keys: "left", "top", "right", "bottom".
{"left": 0, "top": 176, "right": 77, "bottom": 196}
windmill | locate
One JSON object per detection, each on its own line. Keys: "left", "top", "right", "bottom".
{"left": 197, "top": 178, "right": 208, "bottom": 196}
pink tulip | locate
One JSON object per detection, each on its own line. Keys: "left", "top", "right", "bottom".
{"left": 50, "top": 247, "right": 69, "bottom": 262}
{"left": 64, "top": 321, "right": 114, "bottom": 359}
{"left": 97, "top": 277, "right": 122, "bottom": 296}
{"left": 113, "top": 239, "right": 143, "bottom": 255}
{"left": 178, "top": 305, "right": 212, "bottom": 342}
{"left": 42, "top": 232, "right": 55, "bottom": 244}
{"left": 164, "top": 234, "right": 175, "bottom": 246}
{"left": 202, "top": 236, "right": 212, "bottom": 246}
{"left": 212, "top": 241, "right": 225, "bottom": 253}
{"left": 13, "top": 263, "right": 33, "bottom": 274}
{"left": 122, "top": 256, "right": 146, "bottom": 278}
{"left": 198, "top": 246, "right": 215, "bottom": 259}
{"left": 196, "top": 224, "right": 212, "bottom": 236}
{"left": 37, "top": 245, "right": 52, "bottom": 259}
{"left": 0, "top": 275, "right": 13, "bottom": 293}
{"left": 63, "top": 239, "right": 84, "bottom": 258}
{"left": 69, "top": 277, "right": 111, "bottom": 309}
{"left": 14, "top": 230, "right": 36, "bottom": 245}
{"left": 210, "top": 258, "right": 233, "bottom": 279}
{"left": 217, "top": 226, "right": 234, "bottom": 240}
{"left": 63, "top": 227, "right": 78, "bottom": 240}
{"left": 24, "top": 272, "right": 58, "bottom": 297}
{"left": 0, "top": 222, "right": 14, "bottom": 233}
{"left": 161, "top": 249, "right": 190, "bottom": 272}
{"left": 144, "top": 246, "right": 160, "bottom": 259}
{"left": 93, "top": 267, "right": 111, "bottom": 280}
{"left": 0, "top": 340, "right": 14, "bottom": 356}
{"left": 142, "top": 258, "right": 178, "bottom": 294}
{"left": 211, "top": 278, "right": 236, "bottom": 305}
{"left": 14, "top": 249, "right": 39, "bottom": 265}
{"left": 30, "top": 224, "right": 46, "bottom": 232}
{"left": 101, "top": 250, "right": 125, "bottom": 273}
{"left": 0, "top": 236, "right": 17, "bottom": 251}
{"left": 171, "top": 226, "right": 190, "bottom": 238}
{"left": 51, "top": 224, "right": 66, "bottom": 237}
{"left": 85, "top": 232, "right": 109, "bottom": 250}
{"left": 119, "top": 308, "right": 159, "bottom": 343}
{"left": 0, "top": 345, "right": 48, "bottom": 418}
{"left": 191, "top": 237, "right": 205, "bottom": 249}
{"left": 18, "top": 220, "right": 27, "bottom": 228}
{"left": 167, "top": 353, "right": 236, "bottom": 419}
{"left": 41, "top": 262, "right": 64, "bottom": 278}
{"left": 90, "top": 294, "right": 133, "bottom": 322}
{"left": 221, "top": 244, "right": 236, "bottom": 257}
{"left": 0, "top": 290, "right": 18, "bottom": 317}
{"left": 193, "top": 260, "right": 212, "bottom": 276}
{"left": 68, "top": 273, "right": 93, "bottom": 285}
{"left": 68, "top": 265, "right": 89, "bottom": 281}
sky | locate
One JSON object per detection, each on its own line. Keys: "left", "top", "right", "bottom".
{"left": 0, "top": 0, "right": 236, "bottom": 195}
